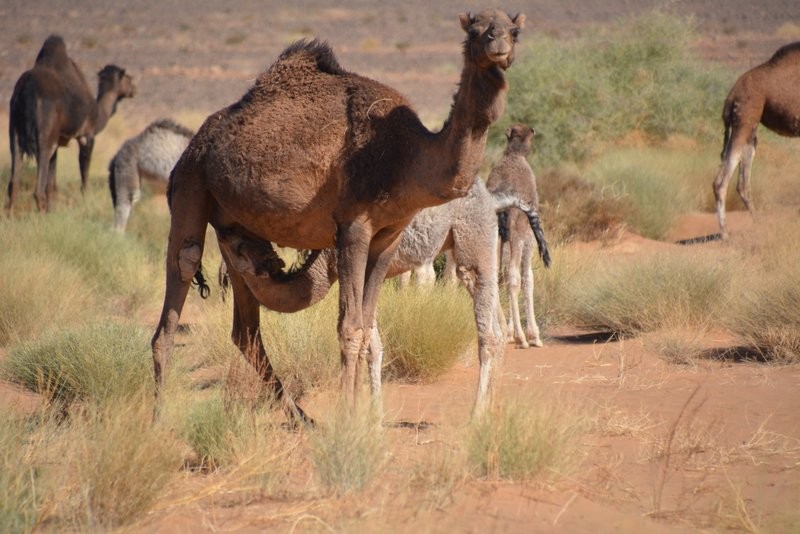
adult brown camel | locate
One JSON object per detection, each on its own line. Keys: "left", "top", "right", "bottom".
{"left": 712, "top": 41, "right": 800, "bottom": 238}
{"left": 215, "top": 176, "right": 549, "bottom": 419}
{"left": 151, "top": 9, "right": 525, "bottom": 422}
{"left": 488, "top": 124, "right": 550, "bottom": 349}
{"left": 7, "top": 34, "right": 136, "bottom": 212}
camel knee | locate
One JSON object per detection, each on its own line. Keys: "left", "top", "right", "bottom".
{"left": 178, "top": 241, "right": 203, "bottom": 283}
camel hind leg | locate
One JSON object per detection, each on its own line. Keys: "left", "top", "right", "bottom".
{"left": 736, "top": 136, "right": 757, "bottom": 219}
{"left": 506, "top": 240, "right": 529, "bottom": 348}
{"left": 151, "top": 168, "right": 211, "bottom": 392}
{"left": 520, "top": 240, "right": 542, "bottom": 347}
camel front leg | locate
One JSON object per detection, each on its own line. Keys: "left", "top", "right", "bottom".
{"left": 336, "top": 222, "right": 371, "bottom": 408}
{"left": 78, "top": 137, "right": 94, "bottom": 193}
{"left": 34, "top": 144, "right": 56, "bottom": 212}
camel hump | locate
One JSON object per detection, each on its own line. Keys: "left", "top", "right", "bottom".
{"left": 278, "top": 39, "right": 345, "bottom": 75}
{"left": 767, "top": 41, "right": 800, "bottom": 65}
{"left": 147, "top": 118, "right": 195, "bottom": 139}
{"left": 35, "top": 34, "right": 71, "bottom": 70}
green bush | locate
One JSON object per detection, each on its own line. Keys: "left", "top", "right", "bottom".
{"left": 496, "top": 11, "right": 730, "bottom": 169}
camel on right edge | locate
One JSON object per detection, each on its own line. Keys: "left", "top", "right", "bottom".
{"left": 712, "top": 41, "right": 800, "bottom": 238}
{"left": 488, "top": 124, "right": 551, "bottom": 349}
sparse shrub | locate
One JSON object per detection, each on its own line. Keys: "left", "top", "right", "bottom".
{"left": 467, "top": 394, "right": 588, "bottom": 481}
{"left": 2, "top": 322, "right": 152, "bottom": 407}
{"left": 643, "top": 327, "right": 709, "bottom": 366}
{"left": 379, "top": 284, "right": 475, "bottom": 382}
{"left": 310, "top": 405, "right": 385, "bottom": 495}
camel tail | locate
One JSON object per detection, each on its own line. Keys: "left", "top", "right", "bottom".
{"left": 491, "top": 191, "right": 552, "bottom": 268}
{"left": 9, "top": 83, "right": 39, "bottom": 158}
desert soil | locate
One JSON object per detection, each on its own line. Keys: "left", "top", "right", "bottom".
{"left": 1, "top": 1, "right": 799, "bottom": 532}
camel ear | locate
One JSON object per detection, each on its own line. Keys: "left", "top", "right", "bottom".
{"left": 530, "top": 127, "right": 536, "bottom": 137}
{"left": 512, "top": 13, "right": 526, "bottom": 30}
{"left": 459, "top": 12, "right": 475, "bottom": 32}
{"left": 505, "top": 127, "right": 512, "bottom": 140}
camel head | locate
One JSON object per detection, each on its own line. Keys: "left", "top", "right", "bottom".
{"left": 505, "top": 123, "right": 535, "bottom": 154}
{"left": 98, "top": 64, "right": 136, "bottom": 102}
{"left": 459, "top": 9, "right": 525, "bottom": 70}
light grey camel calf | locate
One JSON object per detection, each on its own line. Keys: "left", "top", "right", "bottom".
{"left": 712, "top": 41, "right": 800, "bottom": 238}
{"left": 488, "top": 124, "right": 551, "bottom": 349}
{"left": 108, "top": 118, "right": 194, "bottom": 232}
{"left": 214, "top": 176, "right": 550, "bottom": 418}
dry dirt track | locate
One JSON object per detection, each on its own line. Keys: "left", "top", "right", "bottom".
{"left": 2, "top": 1, "right": 800, "bottom": 532}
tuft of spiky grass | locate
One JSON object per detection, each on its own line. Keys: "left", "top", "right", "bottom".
{"left": 2, "top": 322, "right": 153, "bottom": 408}
{"left": 310, "top": 405, "right": 385, "bottom": 495}
{"left": 724, "top": 221, "right": 800, "bottom": 363}
{"left": 409, "top": 440, "right": 468, "bottom": 510}
{"left": 46, "top": 399, "right": 180, "bottom": 529}
{"left": 379, "top": 284, "right": 475, "bottom": 382}
{"left": 467, "top": 393, "right": 588, "bottom": 481}
{"left": 643, "top": 326, "right": 710, "bottom": 366}
{"left": 563, "top": 250, "right": 731, "bottom": 337}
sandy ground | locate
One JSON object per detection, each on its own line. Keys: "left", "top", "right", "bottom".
{"left": 1, "top": 1, "right": 799, "bottom": 532}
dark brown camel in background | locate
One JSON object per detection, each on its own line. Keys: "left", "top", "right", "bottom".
{"left": 151, "top": 9, "right": 524, "bottom": 422}
{"left": 712, "top": 41, "right": 800, "bottom": 238}
{"left": 7, "top": 34, "right": 136, "bottom": 212}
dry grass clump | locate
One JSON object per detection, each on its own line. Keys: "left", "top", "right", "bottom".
{"left": 563, "top": 249, "right": 731, "bottom": 337}
{"left": 724, "top": 235, "right": 800, "bottom": 364}
{"left": 2, "top": 322, "right": 153, "bottom": 408}
{"left": 310, "top": 405, "right": 386, "bottom": 495}
{"left": 467, "top": 393, "right": 588, "bottom": 481}
{"left": 379, "top": 284, "right": 475, "bottom": 382}
{"left": 642, "top": 326, "right": 710, "bottom": 366}
{"left": 44, "top": 399, "right": 181, "bottom": 529}
{"left": 0, "top": 416, "right": 43, "bottom": 533}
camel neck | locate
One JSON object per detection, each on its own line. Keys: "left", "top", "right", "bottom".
{"left": 92, "top": 90, "right": 118, "bottom": 134}
{"left": 426, "top": 61, "right": 507, "bottom": 200}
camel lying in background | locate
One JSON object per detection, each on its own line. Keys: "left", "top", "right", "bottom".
{"left": 217, "top": 177, "right": 550, "bottom": 416}
{"left": 712, "top": 41, "right": 800, "bottom": 238}
{"left": 108, "top": 119, "right": 194, "bottom": 232}
{"left": 8, "top": 34, "right": 135, "bottom": 212}
{"left": 488, "top": 124, "right": 551, "bottom": 349}
{"left": 151, "top": 10, "right": 525, "bottom": 422}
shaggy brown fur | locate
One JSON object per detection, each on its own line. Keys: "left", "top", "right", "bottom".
{"left": 7, "top": 34, "right": 135, "bottom": 212}
{"left": 151, "top": 10, "right": 524, "bottom": 422}
{"left": 712, "top": 41, "right": 800, "bottom": 237}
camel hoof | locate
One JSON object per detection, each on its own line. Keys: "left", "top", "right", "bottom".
{"left": 531, "top": 338, "right": 544, "bottom": 348}
{"left": 516, "top": 339, "right": 530, "bottom": 349}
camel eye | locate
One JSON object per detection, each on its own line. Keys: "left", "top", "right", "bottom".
{"left": 511, "top": 29, "right": 520, "bottom": 41}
